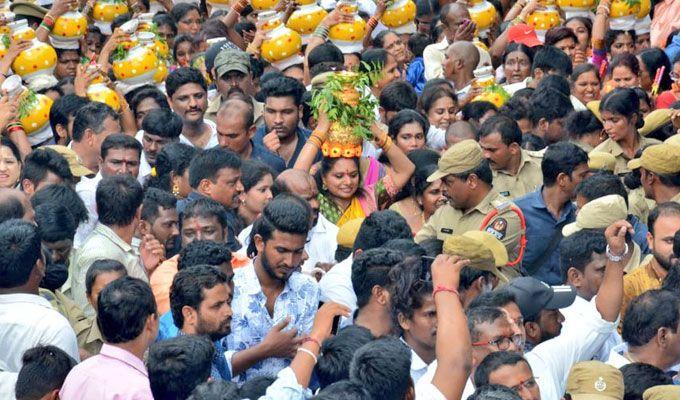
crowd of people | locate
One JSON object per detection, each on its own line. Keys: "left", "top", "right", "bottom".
{"left": 0, "top": 0, "right": 680, "bottom": 398}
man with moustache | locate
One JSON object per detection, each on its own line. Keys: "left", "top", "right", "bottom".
{"left": 226, "top": 194, "right": 319, "bottom": 383}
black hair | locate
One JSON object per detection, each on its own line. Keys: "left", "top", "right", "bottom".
{"left": 380, "top": 81, "right": 418, "bottom": 113}
{"left": 97, "top": 276, "right": 157, "bottom": 343}
{"left": 575, "top": 172, "right": 628, "bottom": 204}
{"left": 352, "top": 247, "right": 404, "bottom": 309}
{"left": 479, "top": 114, "right": 522, "bottom": 146}
{"left": 384, "top": 239, "right": 425, "bottom": 257}
{"left": 188, "top": 148, "right": 241, "bottom": 189}
{"left": 622, "top": 289, "right": 680, "bottom": 346}
{"left": 166, "top": 67, "right": 207, "bottom": 99}
{"left": 130, "top": 86, "right": 171, "bottom": 118}
{"left": 0, "top": 219, "right": 41, "bottom": 289}
{"left": 372, "top": 30, "right": 397, "bottom": 49}
{"left": 474, "top": 351, "right": 530, "bottom": 387}
{"left": 521, "top": 133, "right": 546, "bottom": 151}
{"left": 15, "top": 345, "right": 77, "bottom": 400}
{"left": 565, "top": 15, "right": 593, "bottom": 39}
{"left": 620, "top": 362, "right": 673, "bottom": 400}
{"left": 20, "top": 148, "right": 73, "bottom": 188}
{"left": 349, "top": 336, "right": 412, "bottom": 400}
{"left": 251, "top": 193, "right": 312, "bottom": 243}
{"left": 170, "top": 264, "right": 229, "bottom": 329}
{"left": 147, "top": 335, "right": 215, "bottom": 400}
{"left": 353, "top": 210, "right": 412, "bottom": 251}
{"left": 260, "top": 76, "right": 305, "bottom": 106}
{"left": 153, "top": 12, "right": 178, "bottom": 36}
{"left": 111, "top": 13, "right": 131, "bottom": 31}
{"left": 315, "top": 325, "right": 375, "bottom": 389}
{"left": 187, "top": 380, "right": 240, "bottom": 400}
{"left": 648, "top": 203, "right": 680, "bottom": 236}
{"left": 178, "top": 240, "right": 232, "bottom": 271}
{"left": 599, "top": 88, "right": 644, "bottom": 129}
{"left": 570, "top": 62, "right": 601, "bottom": 85}
{"left": 468, "top": 384, "right": 522, "bottom": 400}
{"left": 240, "top": 159, "right": 275, "bottom": 193}
{"left": 451, "top": 159, "right": 494, "bottom": 186}
{"left": 141, "top": 188, "right": 177, "bottom": 223}
{"left": 387, "top": 109, "right": 429, "bottom": 139}
{"left": 0, "top": 193, "right": 24, "bottom": 224}
{"left": 502, "top": 42, "right": 535, "bottom": 69}
{"left": 461, "top": 101, "right": 498, "bottom": 123}
{"left": 48, "top": 94, "right": 89, "bottom": 142}
{"left": 31, "top": 183, "right": 88, "bottom": 225}
{"left": 529, "top": 87, "right": 574, "bottom": 125}
{"left": 142, "top": 109, "right": 183, "bottom": 140}
{"left": 316, "top": 157, "right": 362, "bottom": 201}
{"left": 559, "top": 230, "right": 607, "bottom": 282}
{"left": 145, "top": 142, "right": 198, "bottom": 193}
{"left": 640, "top": 48, "right": 672, "bottom": 92}
{"left": 308, "top": 42, "right": 344, "bottom": 74}
{"left": 72, "top": 102, "right": 119, "bottom": 142}
{"left": 170, "top": 2, "right": 200, "bottom": 24}
{"left": 34, "top": 203, "right": 76, "bottom": 244}
{"left": 459, "top": 267, "right": 493, "bottom": 292}
{"left": 360, "top": 48, "right": 389, "bottom": 73}
{"left": 468, "top": 289, "right": 517, "bottom": 310}
{"left": 544, "top": 26, "right": 578, "bottom": 48}
{"left": 418, "top": 84, "right": 457, "bottom": 114}
{"left": 388, "top": 257, "right": 433, "bottom": 335}
{"left": 564, "top": 110, "right": 603, "bottom": 140}
{"left": 238, "top": 376, "right": 277, "bottom": 400}
{"left": 96, "top": 175, "right": 144, "bottom": 227}
{"left": 604, "top": 29, "right": 636, "bottom": 54}
{"left": 608, "top": 53, "right": 640, "bottom": 76}
{"left": 541, "top": 142, "right": 588, "bottom": 187}
{"left": 532, "top": 45, "right": 573, "bottom": 76}
{"left": 100, "top": 133, "right": 142, "bottom": 160}
{"left": 183, "top": 197, "right": 228, "bottom": 232}
{"left": 498, "top": 96, "right": 531, "bottom": 123}
{"left": 312, "top": 380, "right": 373, "bottom": 400}
{"left": 85, "top": 259, "right": 127, "bottom": 297}
{"left": 467, "top": 306, "right": 506, "bottom": 341}
{"left": 408, "top": 33, "right": 431, "bottom": 58}
{"left": 536, "top": 74, "right": 571, "bottom": 98}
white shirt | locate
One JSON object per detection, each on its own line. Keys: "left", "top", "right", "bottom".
{"left": 238, "top": 214, "right": 339, "bottom": 274}
{"left": 423, "top": 39, "right": 449, "bottom": 81}
{"left": 426, "top": 126, "right": 446, "bottom": 151}
{"left": 606, "top": 342, "right": 680, "bottom": 372}
{"left": 0, "top": 294, "right": 80, "bottom": 372}
{"left": 561, "top": 295, "right": 622, "bottom": 362}
{"left": 0, "top": 371, "right": 16, "bottom": 400}
{"left": 179, "top": 119, "right": 218, "bottom": 149}
{"left": 73, "top": 172, "right": 103, "bottom": 250}
{"left": 318, "top": 254, "right": 355, "bottom": 311}
{"left": 404, "top": 338, "right": 430, "bottom": 384}
{"left": 135, "top": 130, "right": 152, "bottom": 186}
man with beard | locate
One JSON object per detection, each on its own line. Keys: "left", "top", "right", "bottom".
{"left": 621, "top": 203, "right": 680, "bottom": 315}
{"left": 166, "top": 68, "right": 218, "bottom": 150}
{"left": 140, "top": 188, "right": 180, "bottom": 258}
{"left": 169, "top": 265, "right": 234, "bottom": 381}
{"left": 226, "top": 194, "right": 319, "bottom": 383}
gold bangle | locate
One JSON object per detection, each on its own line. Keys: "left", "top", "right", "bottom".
{"left": 381, "top": 136, "right": 393, "bottom": 151}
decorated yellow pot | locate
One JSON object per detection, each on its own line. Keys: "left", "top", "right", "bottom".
{"left": 112, "top": 32, "right": 158, "bottom": 86}
{"left": 0, "top": 34, "right": 8, "bottom": 59}
{"left": 381, "top": 0, "right": 416, "bottom": 34}
{"left": 10, "top": 21, "right": 57, "bottom": 83}
{"left": 1, "top": 75, "right": 53, "bottom": 145}
{"left": 251, "top": 0, "right": 278, "bottom": 11}
{"left": 153, "top": 59, "right": 168, "bottom": 84}
{"left": 92, "top": 0, "right": 129, "bottom": 34}
{"left": 322, "top": 122, "right": 363, "bottom": 158}
{"left": 51, "top": 11, "right": 87, "bottom": 49}
{"left": 473, "top": 66, "right": 495, "bottom": 88}
{"left": 608, "top": 0, "right": 639, "bottom": 29}
{"left": 87, "top": 83, "right": 121, "bottom": 111}
{"left": 286, "top": 2, "right": 327, "bottom": 42}
{"left": 526, "top": 5, "right": 560, "bottom": 39}
{"left": 8, "top": 19, "right": 35, "bottom": 41}
{"left": 468, "top": 0, "right": 497, "bottom": 38}
{"left": 0, "top": 11, "right": 14, "bottom": 35}
{"left": 472, "top": 84, "right": 510, "bottom": 108}
{"left": 329, "top": 0, "right": 366, "bottom": 53}
{"left": 556, "top": 0, "right": 596, "bottom": 18}
{"left": 259, "top": 11, "right": 303, "bottom": 70}
{"left": 637, "top": 0, "right": 650, "bottom": 18}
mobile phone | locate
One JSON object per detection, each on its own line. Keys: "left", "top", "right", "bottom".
{"left": 331, "top": 315, "right": 341, "bottom": 335}
{"left": 420, "top": 256, "right": 435, "bottom": 281}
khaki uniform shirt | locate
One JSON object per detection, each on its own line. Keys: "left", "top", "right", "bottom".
{"left": 415, "top": 190, "right": 523, "bottom": 261}
{"left": 70, "top": 223, "right": 148, "bottom": 317}
{"left": 591, "top": 135, "right": 661, "bottom": 175}
{"left": 492, "top": 150, "right": 543, "bottom": 200}
{"left": 671, "top": 192, "right": 680, "bottom": 205}
{"left": 205, "top": 95, "right": 264, "bottom": 126}
{"left": 628, "top": 187, "right": 655, "bottom": 224}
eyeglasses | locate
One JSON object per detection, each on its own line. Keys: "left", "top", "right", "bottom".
{"left": 510, "top": 377, "right": 538, "bottom": 393}
{"left": 472, "top": 334, "right": 524, "bottom": 351}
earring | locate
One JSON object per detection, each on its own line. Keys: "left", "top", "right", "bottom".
{"left": 322, "top": 182, "right": 328, "bottom": 191}
{"left": 172, "top": 183, "right": 180, "bottom": 197}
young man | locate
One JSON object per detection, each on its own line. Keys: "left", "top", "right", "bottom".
{"left": 49, "top": 94, "right": 90, "bottom": 145}
{"left": 137, "top": 108, "right": 183, "bottom": 184}
{"left": 69, "top": 102, "right": 121, "bottom": 174}
{"left": 378, "top": 81, "right": 418, "bottom": 124}
{"left": 478, "top": 115, "right": 542, "bottom": 200}
{"left": 315, "top": 326, "right": 375, "bottom": 389}
{"left": 527, "top": 88, "right": 574, "bottom": 144}
{"left": 14, "top": 346, "right": 77, "bottom": 400}
{"left": 473, "top": 352, "right": 540, "bottom": 400}
{"left": 20, "top": 148, "right": 73, "bottom": 197}
{"left": 227, "top": 194, "right": 319, "bottom": 382}
{"left": 166, "top": 67, "right": 218, "bottom": 149}
{"left": 349, "top": 337, "right": 413, "bottom": 400}
{"left": 0, "top": 220, "right": 80, "bottom": 372}
{"left": 140, "top": 188, "right": 180, "bottom": 257}
{"left": 169, "top": 265, "right": 233, "bottom": 380}
{"left": 514, "top": 142, "right": 589, "bottom": 284}
{"left": 629, "top": 143, "right": 680, "bottom": 204}
{"left": 60, "top": 277, "right": 159, "bottom": 399}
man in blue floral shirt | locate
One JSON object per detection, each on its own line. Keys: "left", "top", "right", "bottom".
{"left": 226, "top": 194, "right": 319, "bottom": 382}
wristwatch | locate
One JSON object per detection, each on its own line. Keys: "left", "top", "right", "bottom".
{"left": 606, "top": 243, "right": 628, "bottom": 262}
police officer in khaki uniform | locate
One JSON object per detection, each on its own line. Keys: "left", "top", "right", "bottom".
{"left": 415, "top": 139, "right": 523, "bottom": 264}
{"left": 628, "top": 143, "right": 680, "bottom": 205}
{"left": 479, "top": 115, "right": 543, "bottom": 200}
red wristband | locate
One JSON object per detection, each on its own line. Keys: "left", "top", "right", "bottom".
{"left": 301, "top": 336, "right": 321, "bottom": 348}
{"left": 432, "top": 285, "right": 459, "bottom": 298}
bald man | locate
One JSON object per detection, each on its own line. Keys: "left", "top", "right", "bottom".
{"left": 216, "top": 98, "right": 286, "bottom": 172}
{"left": 443, "top": 41, "right": 480, "bottom": 96}
{"left": 445, "top": 120, "right": 478, "bottom": 149}
{"left": 423, "top": 2, "right": 475, "bottom": 80}
{"left": 0, "top": 189, "right": 34, "bottom": 223}
{"left": 237, "top": 169, "right": 339, "bottom": 274}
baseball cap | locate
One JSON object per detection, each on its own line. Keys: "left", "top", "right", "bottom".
{"left": 505, "top": 277, "right": 576, "bottom": 319}
{"left": 643, "top": 385, "right": 680, "bottom": 400}
{"left": 45, "top": 145, "right": 94, "bottom": 177}
{"left": 427, "top": 139, "right": 484, "bottom": 182}
{"left": 507, "top": 23, "right": 542, "bottom": 47}
{"left": 562, "top": 194, "right": 628, "bottom": 237}
{"left": 588, "top": 151, "right": 617, "bottom": 173}
{"left": 566, "top": 361, "right": 624, "bottom": 400}
{"left": 627, "top": 144, "right": 680, "bottom": 175}
{"left": 214, "top": 47, "right": 251, "bottom": 79}
{"left": 443, "top": 232, "right": 509, "bottom": 283}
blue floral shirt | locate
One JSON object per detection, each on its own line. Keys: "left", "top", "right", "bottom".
{"left": 225, "top": 261, "right": 319, "bottom": 383}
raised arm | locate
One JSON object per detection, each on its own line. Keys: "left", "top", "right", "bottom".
{"left": 595, "top": 220, "right": 630, "bottom": 322}
{"left": 36, "top": 0, "right": 78, "bottom": 43}
{"left": 303, "top": 8, "right": 354, "bottom": 85}
{"left": 592, "top": 0, "right": 612, "bottom": 53}
{"left": 293, "top": 109, "right": 330, "bottom": 171}
{"left": 361, "top": 0, "right": 386, "bottom": 50}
